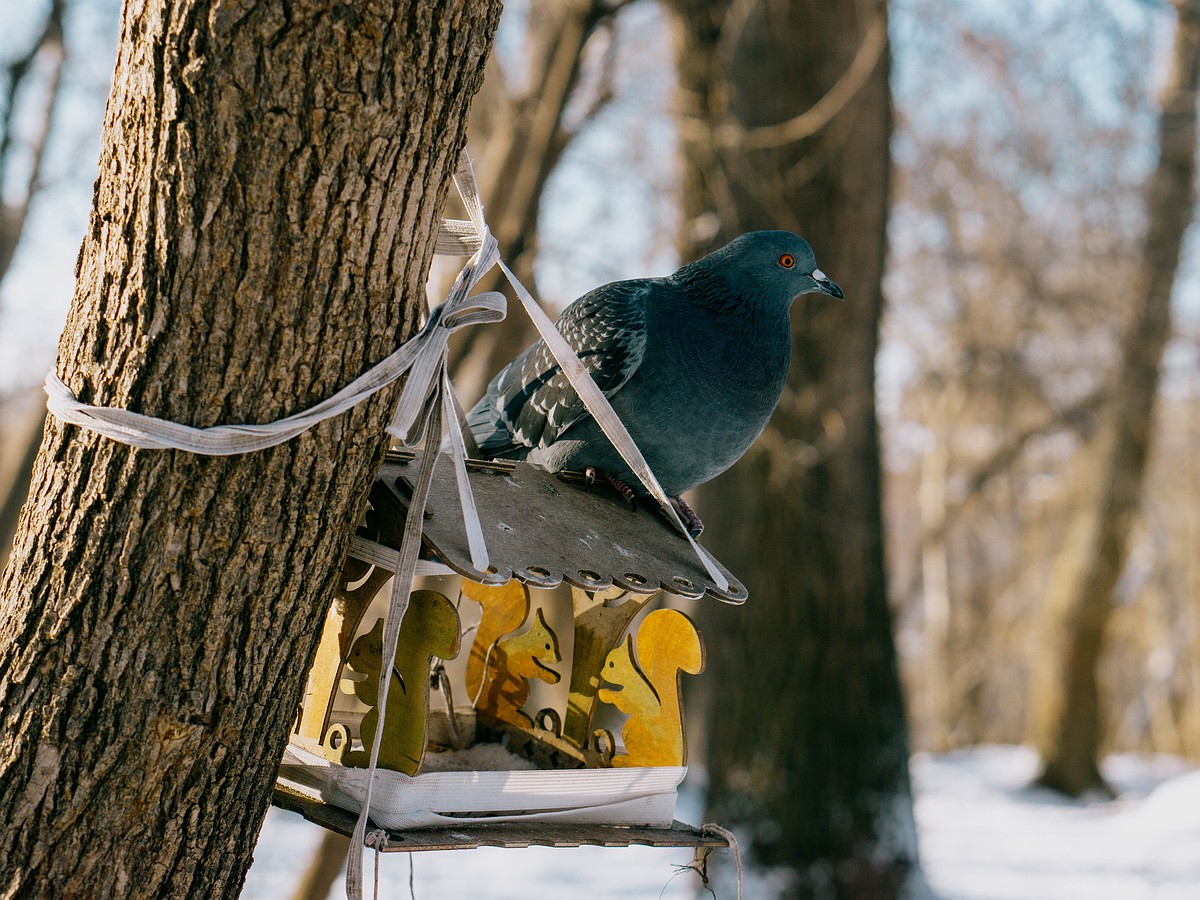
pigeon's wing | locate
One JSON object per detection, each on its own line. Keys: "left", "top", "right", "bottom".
{"left": 468, "top": 279, "right": 651, "bottom": 458}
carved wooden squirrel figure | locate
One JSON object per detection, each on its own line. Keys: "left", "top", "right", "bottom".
{"left": 463, "top": 581, "right": 561, "bottom": 727}
{"left": 598, "top": 609, "right": 704, "bottom": 767}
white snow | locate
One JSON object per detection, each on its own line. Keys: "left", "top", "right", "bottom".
{"left": 419, "top": 744, "right": 538, "bottom": 773}
{"left": 244, "top": 746, "right": 1200, "bottom": 899}
{"left": 913, "top": 746, "right": 1200, "bottom": 900}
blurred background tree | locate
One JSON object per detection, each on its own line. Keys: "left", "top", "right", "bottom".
{"left": 885, "top": 0, "right": 1155, "bottom": 751}
{"left": 0, "top": 0, "right": 64, "bottom": 284}
{"left": 884, "top": 0, "right": 1200, "bottom": 789}
{"left": 0, "top": 0, "right": 119, "bottom": 568}
{"left": 447, "top": 0, "right": 635, "bottom": 405}
{"left": 664, "top": 0, "right": 917, "bottom": 896}
{"left": 0, "top": 0, "right": 67, "bottom": 564}
{"left": 1031, "top": 0, "right": 1200, "bottom": 797}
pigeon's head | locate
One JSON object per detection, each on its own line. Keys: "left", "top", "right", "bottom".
{"left": 722, "top": 231, "right": 844, "bottom": 306}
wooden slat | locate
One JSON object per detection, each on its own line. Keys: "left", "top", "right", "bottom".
{"left": 271, "top": 787, "right": 729, "bottom": 853}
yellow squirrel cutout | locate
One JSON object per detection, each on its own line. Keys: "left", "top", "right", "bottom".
{"left": 462, "top": 580, "right": 561, "bottom": 727}
{"left": 342, "top": 590, "right": 460, "bottom": 775}
{"left": 597, "top": 608, "right": 705, "bottom": 767}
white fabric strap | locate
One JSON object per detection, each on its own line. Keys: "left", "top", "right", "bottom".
{"left": 44, "top": 290, "right": 504, "bottom": 456}
{"left": 347, "top": 156, "right": 500, "bottom": 900}
{"left": 434, "top": 218, "right": 483, "bottom": 255}
{"left": 702, "top": 823, "right": 743, "bottom": 899}
{"left": 346, "top": 407, "right": 442, "bottom": 900}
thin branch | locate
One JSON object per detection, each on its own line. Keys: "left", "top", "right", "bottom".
{"left": 561, "top": 15, "right": 622, "bottom": 139}
{"left": 0, "top": 0, "right": 67, "bottom": 283}
{"left": 717, "top": 12, "right": 887, "bottom": 149}
{"left": 961, "top": 390, "right": 1107, "bottom": 501}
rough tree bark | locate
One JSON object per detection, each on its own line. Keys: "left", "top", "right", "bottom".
{"left": 1031, "top": 0, "right": 1200, "bottom": 797}
{"left": 665, "top": 0, "right": 917, "bottom": 896}
{"left": 0, "top": 1, "right": 500, "bottom": 897}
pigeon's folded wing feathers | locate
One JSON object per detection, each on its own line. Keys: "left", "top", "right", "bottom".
{"left": 469, "top": 279, "right": 650, "bottom": 457}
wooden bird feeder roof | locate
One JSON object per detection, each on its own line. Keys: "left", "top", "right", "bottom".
{"left": 376, "top": 450, "right": 747, "bottom": 604}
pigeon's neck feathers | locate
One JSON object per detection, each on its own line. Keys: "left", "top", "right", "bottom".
{"left": 654, "top": 253, "right": 792, "bottom": 387}
{"left": 667, "top": 248, "right": 789, "bottom": 320}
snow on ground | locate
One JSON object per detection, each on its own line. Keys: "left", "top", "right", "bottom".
{"left": 913, "top": 745, "right": 1200, "bottom": 900}
{"left": 244, "top": 747, "right": 1200, "bottom": 899}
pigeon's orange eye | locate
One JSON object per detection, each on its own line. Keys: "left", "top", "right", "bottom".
{"left": 779, "top": 254, "right": 795, "bottom": 268}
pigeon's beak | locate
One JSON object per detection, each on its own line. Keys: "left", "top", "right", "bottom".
{"left": 812, "top": 269, "right": 844, "bottom": 300}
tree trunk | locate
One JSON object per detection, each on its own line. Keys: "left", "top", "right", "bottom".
{"left": 290, "top": 831, "right": 351, "bottom": 900}
{"left": 0, "top": 2, "right": 499, "bottom": 897}
{"left": 918, "top": 406, "right": 954, "bottom": 752}
{"left": 1032, "top": 1, "right": 1200, "bottom": 797}
{"left": 665, "top": 1, "right": 916, "bottom": 896}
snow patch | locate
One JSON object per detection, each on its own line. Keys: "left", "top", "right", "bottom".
{"left": 914, "top": 745, "right": 1200, "bottom": 900}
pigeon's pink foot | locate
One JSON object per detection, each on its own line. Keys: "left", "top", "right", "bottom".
{"left": 585, "top": 467, "right": 638, "bottom": 510}
{"left": 670, "top": 496, "right": 704, "bottom": 538}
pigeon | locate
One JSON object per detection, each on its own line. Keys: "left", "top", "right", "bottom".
{"left": 465, "top": 231, "right": 844, "bottom": 535}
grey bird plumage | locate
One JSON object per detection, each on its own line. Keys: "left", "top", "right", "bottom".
{"left": 466, "top": 230, "right": 843, "bottom": 514}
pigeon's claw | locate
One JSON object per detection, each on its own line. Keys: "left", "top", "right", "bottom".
{"left": 669, "top": 496, "right": 704, "bottom": 538}
{"left": 605, "top": 473, "right": 639, "bottom": 510}
{"left": 584, "top": 466, "right": 638, "bottom": 509}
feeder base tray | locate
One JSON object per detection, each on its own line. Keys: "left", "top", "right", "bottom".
{"left": 271, "top": 786, "right": 727, "bottom": 853}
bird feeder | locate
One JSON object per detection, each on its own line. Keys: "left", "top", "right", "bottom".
{"left": 274, "top": 448, "right": 744, "bottom": 852}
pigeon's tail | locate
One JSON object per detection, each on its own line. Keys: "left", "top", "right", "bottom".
{"left": 464, "top": 393, "right": 527, "bottom": 461}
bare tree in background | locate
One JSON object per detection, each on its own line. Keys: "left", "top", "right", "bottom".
{"left": 0, "top": 1, "right": 500, "bottom": 895}
{"left": 0, "top": 0, "right": 64, "bottom": 283}
{"left": 1031, "top": 0, "right": 1200, "bottom": 797}
{"left": 664, "top": 1, "right": 916, "bottom": 895}
{"left": 1, "top": 0, "right": 119, "bottom": 573}
{"left": 0, "top": 0, "right": 66, "bottom": 573}
{"left": 0, "top": 397, "right": 41, "bottom": 572}
{"left": 885, "top": 0, "right": 1149, "bottom": 752}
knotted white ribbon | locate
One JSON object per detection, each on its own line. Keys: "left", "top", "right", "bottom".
{"left": 44, "top": 291, "right": 503, "bottom": 463}
{"left": 332, "top": 159, "right": 508, "bottom": 900}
